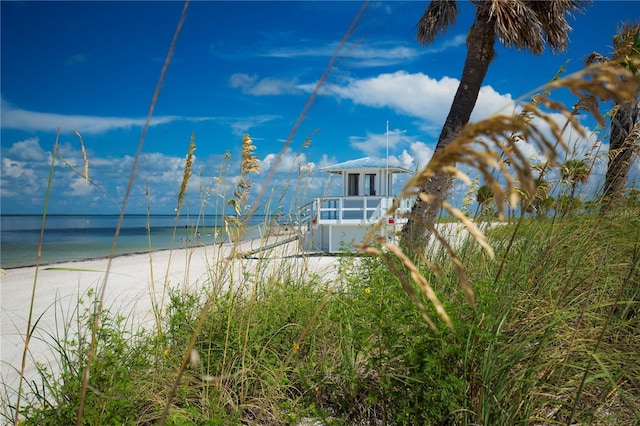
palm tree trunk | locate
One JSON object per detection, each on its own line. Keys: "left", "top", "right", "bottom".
{"left": 401, "top": 8, "right": 496, "bottom": 248}
{"left": 601, "top": 100, "right": 640, "bottom": 211}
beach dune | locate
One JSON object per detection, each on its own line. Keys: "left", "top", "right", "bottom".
{"left": 0, "top": 235, "right": 340, "bottom": 414}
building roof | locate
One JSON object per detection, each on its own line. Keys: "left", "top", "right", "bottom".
{"left": 319, "top": 157, "right": 412, "bottom": 174}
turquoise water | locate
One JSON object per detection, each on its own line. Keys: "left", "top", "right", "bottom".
{"left": 0, "top": 214, "right": 269, "bottom": 269}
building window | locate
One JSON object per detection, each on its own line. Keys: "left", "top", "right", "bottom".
{"left": 365, "top": 174, "right": 376, "bottom": 196}
{"left": 348, "top": 173, "right": 359, "bottom": 196}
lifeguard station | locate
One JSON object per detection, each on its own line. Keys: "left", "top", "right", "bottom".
{"left": 300, "top": 157, "right": 413, "bottom": 253}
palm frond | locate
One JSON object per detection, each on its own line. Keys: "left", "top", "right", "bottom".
{"left": 561, "top": 158, "right": 590, "bottom": 185}
{"left": 528, "top": 0, "right": 585, "bottom": 53}
{"left": 612, "top": 22, "right": 640, "bottom": 75}
{"left": 416, "top": 0, "right": 458, "bottom": 45}
{"left": 487, "top": 0, "right": 585, "bottom": 54}
{"left": 489, "top": 0, "right": 544, "bottom": 54}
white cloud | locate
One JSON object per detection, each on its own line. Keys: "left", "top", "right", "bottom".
{"left": 264, "top": 41, "right": 421, "bottom": 62}
{"left": 313, "top": 71, "right": 515, "bottom": 131}
{"left": 471, "top": 85, "right": 517, "bottom": 120}
{"left": 1, "top": 158, "right": 41, "bottom": 195}
{"left": 438, "top": 34, "right": 466, "bottom": 51}
{"left": 398, "top": 150, "right": 415, "bottom": 170}
{"left": 215, "top": 38, "right": 420, "bottom": 68}
{"left": 518, "top": 112, "right": 601, "bottom": 166}
{"left": 66, "top": 177, "right": 94, "bottom": 197}
{"left": 228, "top": 71, "right": 516, "bottom": 139}
{"left": 317, "top": 154, "right": 337, "bottom": 170}
{"left": 0, "top": 139, "right": 213, "bottom": 211}
{"left": 407, "top": 141, "right": 433, "bottom": 171}
{"left": 5, "top": 137, "right": 48, "bottom": 161}
{"left": 229, "top": 114, "right": 282, "bottom": 136}
{"left": 251, "top": 34, "right": 464, "bottom": 68}
{"left": 229, "top": 73, "right": 301, "bottom": 96}
{"left": 259, "top": 149, "right": 309, "bottom": 174}
{"left": 314, "top": 72, "right": 457, "bottom": 121}
{"left": 513, "top": 137, "right": 542, "bottom": 163}
{"left": 0, "top": 97, "right": 179, "bottom": 134}
{"left": 349, "top": 128, "right": 410, "bottom": 157}
{"left": 2, "top": 158, "right": 29, "bottom": 179}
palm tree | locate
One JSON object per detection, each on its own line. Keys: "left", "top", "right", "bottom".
{"left": 475, "top": 183, "right": 494, "bottom": 218}
{"left": 526, "top": 176, "right": 553, "bottom": 216}
{"left": 588, "top": 23, "right": 640, "bottom": 211}
{"left": 402, "top": 0, "right": 585, "bottom": 246}
{"left": 538, "top": 194, "right": 556, "bottom": 218}
{"left": 561, "top": 158, "right": 590, "bottom": 200}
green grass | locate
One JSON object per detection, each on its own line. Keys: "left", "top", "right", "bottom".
{"left": 6, "top": 206, "right": 638, "bottom": 425}
{"left": 470, "top": 214, "right": 639, "bottom": 424}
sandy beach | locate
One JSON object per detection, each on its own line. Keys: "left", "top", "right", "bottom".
{"left": 0, "top": 234, "right": 341, "bottom": 412}
{"left": 1, "top": 221, "right": 486, "bottom": 419}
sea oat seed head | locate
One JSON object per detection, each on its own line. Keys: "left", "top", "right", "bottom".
{"left": 241, "top": 134, "right": 260, "bottom": 175}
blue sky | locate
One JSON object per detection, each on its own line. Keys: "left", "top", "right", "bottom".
{"left": 1, "top": 1, "right": 638, "bottom": 215}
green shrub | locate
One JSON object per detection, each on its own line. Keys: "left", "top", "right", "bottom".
{"left": 22, "top": 290, "right": 152, "bottom": 425}
{"left": 296, "top": 255, "right": 469, "bottom": 425}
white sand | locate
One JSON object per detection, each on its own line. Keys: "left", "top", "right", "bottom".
{"left": 0, "top": 235, "right": 341, "bottom": 412}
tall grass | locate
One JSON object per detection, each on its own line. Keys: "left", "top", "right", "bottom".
{"left": 12, "top": 128, "right": 60, "bottom": 425}
{"left": 6, "top": 207, "right": 638, "bottom": 424}
{"left": 487, "top": 215, "right": 638, "bottom": 424}
{"left": 2, "top": 4, "right": 639, "bottom": 426}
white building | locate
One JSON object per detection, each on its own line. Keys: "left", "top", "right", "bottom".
{"left": 300, "top": 157, "right": 413, "bottom": 253}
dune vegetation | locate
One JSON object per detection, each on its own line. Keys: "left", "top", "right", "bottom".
{"left": 2, "top": 5, "right": 639, "bottom": 426}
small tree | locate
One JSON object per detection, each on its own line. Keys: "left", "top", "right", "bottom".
{"left": 475, "top": 184, "right": 495, "bottom": 218}
{"left": 528, "top": 177, "right": 552, "bottom": 217}
{"left": 561, "top": 158, "right": 590, "bottom": 200}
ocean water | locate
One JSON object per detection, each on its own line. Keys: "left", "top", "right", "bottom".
{"left": 0, "top": 214, "right": 269, "bottom": 269}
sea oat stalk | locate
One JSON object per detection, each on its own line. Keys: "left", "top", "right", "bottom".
{"left": 14, "top": 128, "right": 60, "bottom": 424}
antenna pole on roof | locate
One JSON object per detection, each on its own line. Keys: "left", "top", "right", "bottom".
{"left": 386, "top": 120, "right": 389, "bottom": 196}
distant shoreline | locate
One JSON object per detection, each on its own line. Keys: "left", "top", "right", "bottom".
{"left": 2, "top": 225, "right": 299, "bottom": 270}
{"left": 0, "top": 213, "right": 277, "bottom": 217}
{"left": 0, "top": 214, "right": 285, "bottom": 269}
{"left": 1, "top": 240, "right": 234, "bottom": 271}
